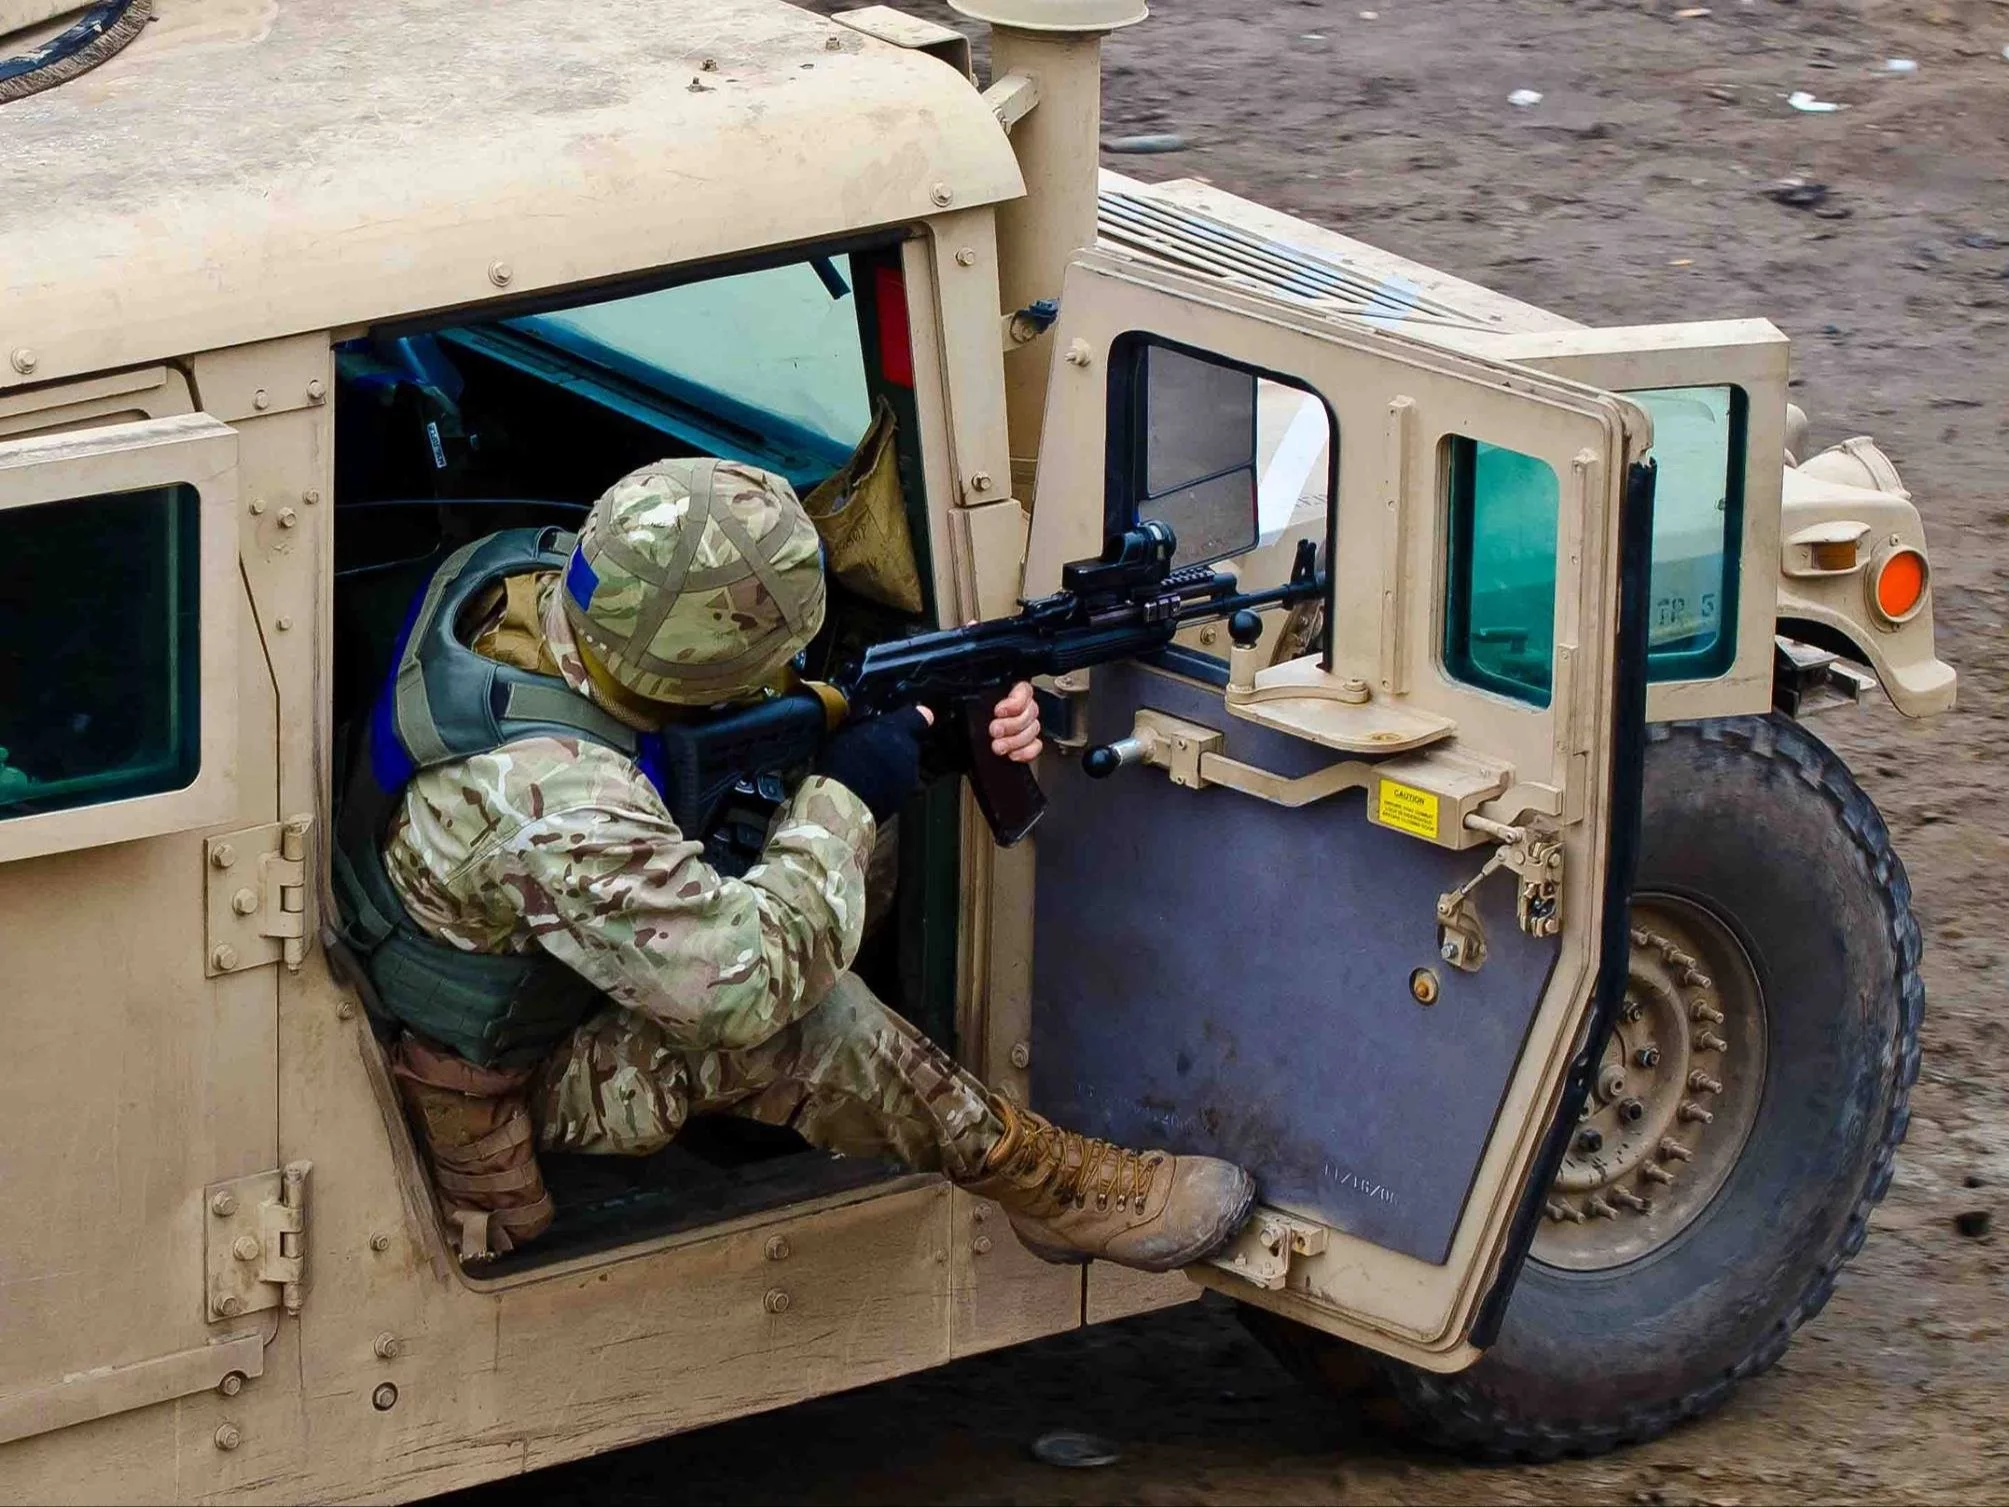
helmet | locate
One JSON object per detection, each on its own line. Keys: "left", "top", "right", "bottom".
{"left": 562, "top": 458, "right": 826, "bottom": 707}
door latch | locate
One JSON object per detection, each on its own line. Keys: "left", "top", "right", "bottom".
{"left": 1435, "top": 816, "right": 1563, "bottom": 972}
{"left": 205, "top": 816, "right": 313, "bottom": 975}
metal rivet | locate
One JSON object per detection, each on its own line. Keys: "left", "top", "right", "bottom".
{"left": 372, "top": 1383, "right": 398, "bottom": 1411}
{"left": 306, "top": 378, "right": 327, "bottom": 402}
{"left": 700, "top": 55, "right": 719, "bottom": 70}
{"left": 930, "top": 182, "right": 953, "bottom": 206}
{"left": 212, "top": 944, "right": 240, "bottom": 971}
{"left": 374, "top": 1332, "right": 400, "bottom": 1360}
{"left": 248, "top": 498, "right": 267, "bottom": 516}
{"left": 218, "top": 1371, "right": 246, "bottom": 1397}
{"left": 972, "top": 1204, "right": 989, "bottom": 1223}
{"left": 763, "top": 1288, "right": 791, "bottom": 1314}
{"left": 211, "top": 844, "right": 237, "bottom": 870}
{"left": 303, "top": 489, "right": 322, "bottom": 506}
{"left": 369, "top": 1232, "right": 392, "bottom": 1252}
{"left": 765, "top": 1235, "right": 791, "bottom": 1262}
{"left": 1008, "top": 1041, "right": 1031, "bottom": 1069}
{"left": 1409, "top": 968, "right": 1440, "bottom": 1006}
{"left": 9, "top": 347, "right": 38, "bottom": 374}
{"left": 973, "top": 1235, "right": 993, "bottom": 1256}
{"left": 231, "top": 887, "right": 258, "bottom": 916}
{"left": 955, "top": 246, "right": 977, "bottom": 266}
{"left": 488, "top": 260, "right": 513, "bottom": 287}
{"left": 232, "top": 1235, "right": 261, "bottom": 1262}
{"left": 277, "top": 507, "right": 298, "bottom": 529}
{"left": 211, "top": 1190, "right": 239, "bottom": 1218}
{"left": 338, "top": 1000, "right": 358, "bottom": 1021}
{"left": 276, "top": 616, "right": 294, "bottom": 631}
{"left": 214, "top": 1423, "right": 241, "bottom": 1451}
{"left": 824, "top": 32, "right": 843, "bottom": 49}
{"left": 217, "top": 1295, "right": 244, "bottom": 1318}
{"left": 252, "top": 389, "right": 270, "bottom": 411}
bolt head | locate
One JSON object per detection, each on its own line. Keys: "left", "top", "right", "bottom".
{"left": 764, "top": 1287, "right": 791, "bottom": 1314}
{"left": 372, "top": 1383, "right": 399, "bottom": 1411}
{"left": 955, "top": 246, "right": 977, "bottom": 266}
{"left": 232, "top": 887, "right": 258, "bottom": 916}
{"left": 369, "top": 1232, "right": 392, "bottom": 1252}
{"left": 1618, "top": 1097, "right": 1646, "bottom": 1124}
{"left": 252, "top": 389, "right": 270, "bottom": 411}
{"left": 9, "top": 347, "right": 38, "bottom": 374}
{"left": 824, "top": 32, "right": 843, "bottom": 49}
{"left": 337, "top": 999, "right": 358, "bottom": 1021}
{"left": 765, "top": 1235, "right": 791, "bottom": 1262}
{"left": 214, "top": 1422, "right": 242, "bottom": 1451}
{"left": 1440, "top": 941, "right": 1460, "bottom": 963}
{"left": 374, "top": 1332, "right": 401, "bottom": 1360}
{"left": 211, "top": 1190, "right": 239, "bottom": 1218}
{"left": 488, "top": 260, "right": 513, "bottom": 286}
{"left": 276, "top": 615, "right": 294, "bottom": 632}
{"left": 306, "top": 378, "right": 327, "bottom": 402}
{"left": 218, "top": 1295, "right": 244, "bottom": 1317}
{"left": 1009, "top": 1041, "right": 1031, "bottom": 1069}
{"left": 212, "top": 844, "right": 237, "bottom": 869}
{"left": 218, "top": 1371, "right": 246, "bottom": 1397}
{"left": 973, "top": 1235, "right": 993, "bottom": 1256}
{"left": 970, "top": 471, "right": 994, "bottom": 492}
{"left": 930, "top": 182, "right": 953, "bottom": 206}
{"left": 277, "top": 507, "right": 299, "bottom": 528}
{"left": 212, "top": 944, "right": 240, "bottom": 972}
{"left": 1634, "top": 1046, "right": 1660, "bottom": 1068}
{"left": 1576, "top": 1127, "right": 1604, "bottom": 1154}
{"left": 232, "top": 1234, "right": 262, "bottom": 1262}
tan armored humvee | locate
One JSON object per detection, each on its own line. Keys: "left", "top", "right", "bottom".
{"left": 0, "top": 0, "right": 1953, "bottom": 1496}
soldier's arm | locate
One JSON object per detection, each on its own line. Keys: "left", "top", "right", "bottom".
{"left": 473, "top": 743, "right": 876, "bottom": 1053}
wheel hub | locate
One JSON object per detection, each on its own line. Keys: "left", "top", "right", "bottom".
{"left": 1533, "top": 896, "right": 1767, "bottom": 1270}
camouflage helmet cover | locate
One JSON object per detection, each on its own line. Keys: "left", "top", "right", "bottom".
{"left": 562, "top": 458, "right": 826, "bottom": 706}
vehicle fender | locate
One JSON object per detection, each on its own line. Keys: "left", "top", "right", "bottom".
{"left": 1777, "top": 451, "right": 1956, "bottom": 717}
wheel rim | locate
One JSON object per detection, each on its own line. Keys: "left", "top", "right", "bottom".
{"left": 1531, "top": 894, "right": 1768, "bottom": 1272}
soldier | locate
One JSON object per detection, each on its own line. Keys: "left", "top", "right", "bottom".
{"left": 333, "top": 456, "right": 1256, "bottom": 1270}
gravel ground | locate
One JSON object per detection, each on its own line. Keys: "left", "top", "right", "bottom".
{"left": 476, "top": 1, "right": 2009, "bottom": 1500}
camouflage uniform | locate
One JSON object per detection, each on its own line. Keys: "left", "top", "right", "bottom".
{"left": 381, "top": 556, "right": 1002, "bottom": 1181}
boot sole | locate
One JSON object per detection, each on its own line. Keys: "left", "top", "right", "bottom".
{"left": 1013, "top": 1172, "right": 1260, "bottom": 1274}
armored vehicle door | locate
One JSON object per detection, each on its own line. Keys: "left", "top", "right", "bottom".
{"left": 1021, "top": 252, "right": 1653, "bottom": 1367}
{"left": 0, "top": 414, "right": 286, "bottom": 1439}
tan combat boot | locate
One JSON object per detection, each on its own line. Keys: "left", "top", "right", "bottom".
{"left": 963, "top": 1097, "right": 1256, "bottom": 1272}
{"left": 391, "top": 1035, "right": 554, "bottom": 1263}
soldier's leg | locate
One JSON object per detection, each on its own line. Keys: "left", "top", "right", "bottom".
{"left": 391, "top": 1035, "right": 554, "bottom": 1261}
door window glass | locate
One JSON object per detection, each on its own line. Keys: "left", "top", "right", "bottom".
{"left": 1442, "top": 439, "right": 1560, "bottom": 707}
{"left": 1112, "top": 338, "right": 1261, "bottom": 568}
{"left": 1632, "top": 385, "right": 1744, "bottom": 680}
{"left": 0, "top": 484, "right": 202, "bottom": 816}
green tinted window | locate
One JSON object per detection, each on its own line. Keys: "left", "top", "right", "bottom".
{"left": 1443, "top": 439, "right": 1560, "bottom": 707}
{"left": 0, "top": 485, "right": 201, "bottom": 817}
{"left": 1632, "top": 385, "right": 1744, "bottom": 680}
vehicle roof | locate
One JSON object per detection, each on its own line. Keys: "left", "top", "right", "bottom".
{"left": 0, "top": 0, "right": 1022, "bottom": 393}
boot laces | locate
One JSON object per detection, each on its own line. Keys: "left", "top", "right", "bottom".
{"left": 1013, "top": 1115, "right": 1159, "bottom": 1212}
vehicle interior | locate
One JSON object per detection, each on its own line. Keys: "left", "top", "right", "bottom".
{"left": 329, "top": 234, "right": 959, "bottom": 1272}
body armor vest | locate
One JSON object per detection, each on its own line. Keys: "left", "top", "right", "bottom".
{"left": 332, "top": 527, "right": 651, "bottom": 1067}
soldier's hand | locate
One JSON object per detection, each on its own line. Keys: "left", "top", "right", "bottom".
{"left": 815, "top": 706, "right": 934, "bottom": 825}
{"left": 989, "top": 681, "right": 1043, "bottom": 764}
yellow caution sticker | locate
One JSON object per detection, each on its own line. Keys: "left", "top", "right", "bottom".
{"left": 1376, "top": 778, "right": 1440, "bottom": 841}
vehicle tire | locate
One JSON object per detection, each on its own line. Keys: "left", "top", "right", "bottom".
{"left": 1243, "top": 713, "right": 1924, "bottom": 1459}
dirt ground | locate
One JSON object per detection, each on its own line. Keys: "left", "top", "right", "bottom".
{"left": 484, "top": 1, "right": 2009, "bottom": 1500}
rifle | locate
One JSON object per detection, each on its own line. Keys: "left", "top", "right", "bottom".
{"left": 654, "top": 521, "right": 1325, "bottom": 847}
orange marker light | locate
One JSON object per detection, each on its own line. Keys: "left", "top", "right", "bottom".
{"left": 1874, "top": 548, "right": 1927, "bottom": 623}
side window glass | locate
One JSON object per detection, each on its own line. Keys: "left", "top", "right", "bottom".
{"left": 1112, "top": 338, "right": 1260, "bottom": 568}
{"left": 0, "top": 484, "right": 202, "bottom": 816}
{"left": 1630, "top": 385, "right": 1744, "bottom": 681}
{"left": 1442, "top": 439, "right": 1561, "bottom": 707}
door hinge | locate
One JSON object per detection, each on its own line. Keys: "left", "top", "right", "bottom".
{"left": 1205, "top": 1208, "right": 1329, "bottom": 1291}
{"left": 205, "top": 815, "right": 313, "bottom": 975}
{"left": 204, "top": 1162, "right": 311, "bottom": 1322}
{"left": 1435, "top": 816, "right": 1563, "bottom": 972}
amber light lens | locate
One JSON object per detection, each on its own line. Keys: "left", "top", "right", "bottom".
{"left": 1875, "top": 548, "right": 1928, "bottom": 622}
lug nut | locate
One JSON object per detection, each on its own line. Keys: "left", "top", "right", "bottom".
{"left": 1688, "top": 1071, "right": 1724, "bottom": 1095}
{"left": 1575, "top": 1127, "right": 1604, "bottom": 1155}
{"left": 1659, "top": 1138, "right": 1694, "bottom": 1162}
{"left": 1696, "top": 1030, "right": 1729, "bottom": 1053}
{"left": 1692, "top": 1001, "right": 1724, "bottom": 1024}
{"left": 1641, "top": 1163, "right": 1675, "bottom": 1185}
{"left": 1679, "top": 1100, "right": 1715, "bottom": 1125}
{"left": 1587, "top": 1196, "right": 1619, "bottom": 1219}
{"left": 1610, "top": 1186, "right": 1649, "bottom": 1212}
{"left": 1634, "top": 1045, "right": 1661, "bottom": 1068}
{"left": 1617, "top": 1098, "right": 1646, "bottom": 1124}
